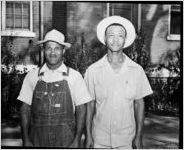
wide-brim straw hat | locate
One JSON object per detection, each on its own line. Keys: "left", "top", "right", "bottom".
{"left": 37, "top": 29, "right": 71, "bottom": 49}
{"left": 97, "top": 16, "right": 136, "bottom": 48}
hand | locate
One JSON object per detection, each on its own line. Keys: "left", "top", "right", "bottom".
{"left": 132, "top": 136, "right": 143, "bottom": 149}
{"left": 85, "top": 136, "right": 94, "bottom": 148}
{"left": 69, "top": 138, "right": 80, "bottom": 148}
{"left": 23, "top": 140, "right": 33, "bottom": 147}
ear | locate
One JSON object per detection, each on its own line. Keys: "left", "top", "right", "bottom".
{"left": 104, "top": 35, "right": 107, "bottom": 44}
{"left": 63, "top": 48, "right": 66, "bottom": 54}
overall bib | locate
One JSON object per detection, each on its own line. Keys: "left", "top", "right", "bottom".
{"left": 29, "top": 67, "right": 75, "bottom": 147}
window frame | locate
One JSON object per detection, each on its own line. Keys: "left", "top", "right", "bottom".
{"left": 1, "top": 1, "right": 36, "bottom": 37}
{"left": 167, "top": 4, "right": 180, "bottom": 41}
{"left": 107, "top": 3, "right": 141, "bottom": 32}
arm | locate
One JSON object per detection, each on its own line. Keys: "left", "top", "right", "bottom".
{"left": 70, "top": 103, "right": 86, "bottom": 148}
{"left": 20, "top": 102, "right": 33, "bottom": 147}
{"left": 86, "top": 100, "right": 96, "bottom": 148}
{"left": 133, "top": 98, "right": 145, "bottom": 149}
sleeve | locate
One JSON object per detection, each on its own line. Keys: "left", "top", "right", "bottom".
{"left": 84, "top": 68, "right": 96, "bottom": 100}
{"left": 135, "top": 67, "right": 153, "bottom": 100}
{"left": 17, "top": 71, "right": 36, "bottom": 105}
{"left": 72, "top": 72, "right": 92, "bottom": 106}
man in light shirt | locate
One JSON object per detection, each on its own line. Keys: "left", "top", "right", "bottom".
{"left": 17, "top": 29, "right": 92, "bottom": 148}
{"left": 85, "top": 16, "right": 153, "bottom": 149}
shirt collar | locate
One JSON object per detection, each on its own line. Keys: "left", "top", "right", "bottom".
{"left": 101, "top": 53, "right": 138, "bottom": 68}
{"left": 39, "top": 63, "right": 67, "bottom": 74}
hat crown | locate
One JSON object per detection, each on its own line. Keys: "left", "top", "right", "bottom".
{"left": 37, "top": 29, "right": 71, "bottom": 49}
{"left": 97, "top": 15, "right": 136, "bottom": 48}
{"left": 44, "top": 29, "right": 65, "bottom": 42}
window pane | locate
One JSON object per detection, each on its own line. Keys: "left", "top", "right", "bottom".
{"left": 14, "top": 3, "right": 22, "bottom": 28}
{"left": 6, "top": 2, "right": 13, "bottom": 15}
{"left": 6, "top": 18, "right": 14, "bottom": 28}
{"left": 170, "top": 5, "right": 181, "bottom": 34}
{"left": 23, "top": 18, "right": 29, "bottom": 29}
{"left": 170, "top": 11, "right": 180, "bottom": 34}
{"left": 15, "top": 18, "right": 22, "bottom": 28}
{"left": 15, "top": 3, "right": 21, "bottom": 16}
{"left": 111, "top": 3, "right": 132, "bottom": 20}
{"left": 5, "top": 1, "right": 30, "bottom": 29}
{"left": 23, "top": 3, "right": 30, "bottom": 29}
{"left": 6, "top": 2, "right": 14, "bottom": 28}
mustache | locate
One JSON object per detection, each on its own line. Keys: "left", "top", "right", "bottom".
{"left": 49, "top": 54, "right": 58, "bottom": 57}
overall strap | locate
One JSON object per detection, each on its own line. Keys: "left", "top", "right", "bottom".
{"left": 62, "top": 67, "right": 70, "bottom": 76}
{"left": 62, "top": 67, "right": 69, "bottom": 81}
{"left": 38, "top": 64, "right": 45, "bottom": 80}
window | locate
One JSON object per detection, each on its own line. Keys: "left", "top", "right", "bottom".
{"left": 167, "top": 4, "right": 181, "bottom": 40}
{"left": 109, "top": 3, "right": 132, "bottom": 20}
{"left": 1, "top": 1, "right": 35, "bottom": 37}
{"left": 6, "top": 1, "right": 30, "bottom": 29}
{"left": 108, "top": 3, "right": 140, "bottom": 32}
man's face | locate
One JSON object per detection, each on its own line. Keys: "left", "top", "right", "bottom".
{"left": 105, "top": 25, "right": 126, "bottom": 52}
{"left": 44, "top": 41, "right": 65, "bottom": 67}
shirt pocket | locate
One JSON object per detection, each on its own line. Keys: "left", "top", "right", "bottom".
{"left": 94, "top": 82, "right": 107, "bottom": 104}
{"left": 124, "top": 80, "right": 136, "bottom": 100}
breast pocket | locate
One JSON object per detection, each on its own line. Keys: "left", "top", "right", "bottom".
{"left": 95, "top": 82, "right": 107, "bottom": 104}
{"left": 124, "top": 81, "right": 137, "bottom": 100}
{"left": 32, "top": 91, "right": 49, "bottom": 114}
{"left": 52, "top": 92, "right": 67, "bottom": 114}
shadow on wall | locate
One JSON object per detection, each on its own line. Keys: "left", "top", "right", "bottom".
{"left": 147, "top": 4, "right": 180, "bottom": 66}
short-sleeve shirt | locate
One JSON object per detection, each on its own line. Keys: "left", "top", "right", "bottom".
{"left": 18, "top": 63, "right": 92, "bottom": 108}
{"left": 84, "top": 54, "right": 153, "bottom": 147}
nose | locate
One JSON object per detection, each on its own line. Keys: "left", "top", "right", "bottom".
{"left": 113, "top": 36, "right": 119, "bottom": 43}
{"left": 50, "top": 48, "right": 56, "bottom": 54}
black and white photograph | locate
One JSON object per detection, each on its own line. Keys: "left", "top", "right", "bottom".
{"left": 1, "top": 1, "right": 182, "bottom": 149}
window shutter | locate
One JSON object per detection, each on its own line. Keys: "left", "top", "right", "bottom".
{"left": 52, "top": 2, "right": 67, "bottom": 35}
{"left": 110, "top": 3, "right": 138, "bottom": 32}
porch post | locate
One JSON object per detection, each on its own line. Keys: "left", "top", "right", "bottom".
{"left": 39, "top": 1, "right": 44, "bottom": 66}
{"left": 138, "top": 4, "right": 142, "bottom": 32}
{"left": 107, "top": 3, "right": 110, "bottom": 17}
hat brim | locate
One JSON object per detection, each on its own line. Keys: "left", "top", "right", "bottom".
{"left": 37, "top": 40, "right": 71, "bottom": 49}
{"left": 97, "top": 16, "right": 136, "bottom": 48}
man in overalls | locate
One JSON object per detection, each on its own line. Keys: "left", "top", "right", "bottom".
{"left": 17, "top": 29, "right": 92, "bottom": 148}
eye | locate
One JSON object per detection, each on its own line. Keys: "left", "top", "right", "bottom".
{"left": 119, "top": 34, "right": 126, "bottom": 38}
{"left": 45, "top": 47, "right": 52, "bottom": 51}
{"left": 55, "top": 47, "right": 60, "bottom": 51}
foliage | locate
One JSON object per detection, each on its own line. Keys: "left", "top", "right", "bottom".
{"left": 159, "top": 48, "right": 180, "bottom": 76}
{"left": 124, "top": 29, "right": 150, "bottom": 69}
{"left": 64, "top": 34, "right": 106, "bottom": 75}
{"left": 145, "top": 77, "right": 180, "bottom": 116}
{"left": 1, "top": 37, "right": 37, "bottom": 115}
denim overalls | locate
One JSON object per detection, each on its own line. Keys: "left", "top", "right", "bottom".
{"left": 29, "top": 67, "right": 75, "bottom": 147}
